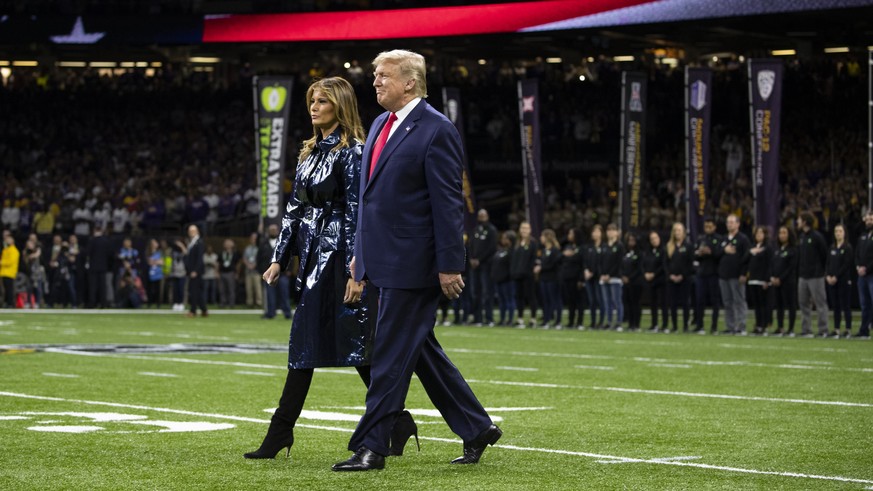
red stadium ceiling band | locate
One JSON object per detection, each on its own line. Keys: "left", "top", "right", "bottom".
{"left": 201, "top": 0, "right": 653, "bottom": 42}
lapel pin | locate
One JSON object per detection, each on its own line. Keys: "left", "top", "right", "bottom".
{"left": 405, "top": 126, "right": 411, "bottom": 132}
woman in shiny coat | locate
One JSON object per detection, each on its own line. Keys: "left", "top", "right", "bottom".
{"left": 246, "top": 77, "right": 415, "bottom": 460}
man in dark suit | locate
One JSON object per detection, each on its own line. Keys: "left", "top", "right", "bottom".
{"left": 184, "top": 224, "right": 207, "bottom": 317}
{"left": 333, "top": 50, "right": 500, "bottom": 472}
{"left": 86, "top": 226, "right": 113, "bottom": 308}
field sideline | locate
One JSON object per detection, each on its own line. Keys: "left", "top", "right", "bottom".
{"left": 0, "top": 310, "right": 871, "bottom": 490}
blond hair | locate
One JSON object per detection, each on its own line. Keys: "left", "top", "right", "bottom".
{"left": 666, "top": 222, "right": 686, "bottom": 257}
{"left": 372, "top": 49, "right": 428, "bottom": 98}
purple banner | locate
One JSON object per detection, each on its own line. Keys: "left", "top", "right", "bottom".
{"left": 253, "top": 76, "right": 293, "bottom": 230}
{"left": 442, "top": 87, "right": 478, "bottom": 234}
{"left": 518, "top": 79, "right": 545, "bottom": 237}
{"left": 748, "top": 59, "right": 783, "bottom": 231}
{"left": 685, "top": 67, "right": 712, "bottom": 241}
{"left": 620, "top": 71, "right": 646, "bottom": 231}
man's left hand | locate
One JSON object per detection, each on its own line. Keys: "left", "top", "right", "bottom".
{"left": 440, "top": 272, "right": 465, "bottom": 300}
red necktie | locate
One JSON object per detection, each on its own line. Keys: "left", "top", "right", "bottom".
{"left": 369, "top": 112, "right": 397, "bottom": 177}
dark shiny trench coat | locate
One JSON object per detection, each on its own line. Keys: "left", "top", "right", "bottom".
{"left": 271, "top": 129, "right": 374, "bottom": 369}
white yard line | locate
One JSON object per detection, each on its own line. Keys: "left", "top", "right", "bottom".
{"left": 470, "top": 379, "right": 873, "bottom": 408}
{"left": 40, "top": 349, "right": 873, "bottom": 408}
{"left": 0, "top": 390, "right": 869, "bottom": 486}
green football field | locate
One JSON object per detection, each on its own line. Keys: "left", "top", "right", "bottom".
{"left": 1, "top": 310, "right": 871, "bottom": 490}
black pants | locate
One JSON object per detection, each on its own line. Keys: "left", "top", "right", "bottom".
{"left": 561, "top": 279, "right": 585, "bottom": 327}
{"left": 827, "top": 279, "right": 852, "bottom": 332}
{"left": 514, "top": 276, "right": 537, "bottom": 321}
{"left": 470, "top": 262, "right": 494, "bottom": 323}
{"left": 88, "top": 270, "right": 108, "bottom": 308}
{"left": 747, "top": 284, "right": 772, "bottom": 329}
{"left": 646, "top": 281, "right": 668, "bottom": 329}
{"left": 188, "top": 275, "right": 207, "bottom": 314}
{"left": 2, "top": 277, "right": 13, "bottom": 307}
{"left": 773, "top": 281, "right": 797, "bottom": 332}
{"left": 147, "top": 279, "right": 162, "bottom": 307}
{"left": 695, "top": 274, "right": 721, "bottom": 331}
{"left": 667, "top": 279, "right": 691, "bottom": 331}
{"left": 625, "top": 283, "right": 642, "bottom": 328}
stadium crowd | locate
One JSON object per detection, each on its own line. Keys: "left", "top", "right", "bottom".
{"left": 0, "top": 52, "right": 869, "bottom": 337}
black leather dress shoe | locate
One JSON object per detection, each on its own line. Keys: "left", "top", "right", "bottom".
{"left": 450, "top": 424, "right": 502, "bottom": 464}
{"left": 331, "top": 447, "right": 385, "bottom": 472}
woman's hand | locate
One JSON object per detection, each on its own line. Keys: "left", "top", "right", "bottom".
{"left": 262, "top": 263, "right": 281, "bottom": 286}
{"left": 344, "top": 278, "right": 365, "bottom": 304}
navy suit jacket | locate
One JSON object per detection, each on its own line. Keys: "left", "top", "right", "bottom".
{"left": 354, "top": 99, "right": 466, "bottom": 289}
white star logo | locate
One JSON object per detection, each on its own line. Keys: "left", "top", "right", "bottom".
{"left": 50, "top": 17, "right": 106, "bottom": 44}
{"left": 522, "top": 96, "right": 535, "bottom": 113}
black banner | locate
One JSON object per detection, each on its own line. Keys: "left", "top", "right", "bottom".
{"left": 441, "top": 87, "right": 478, "bottom": 234}
{"left": 253, "top": 76, "right": 293, "bottom": 230}
{"left": 685, "top": 67, "right": 712, "bottom": 241}
{"left": 518, "top": 79, "right": 545, "bottom": 237}
{"left": 620, "top": 71, "right": 646, "bottom": 231}
{"left": 748, "top": 59, "right": 783, "bottom": 231}
{"left": 869, "top": 49, "right": 873, "bottom": 211}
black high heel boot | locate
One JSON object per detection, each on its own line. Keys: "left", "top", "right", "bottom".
{"left": 243, "top": 421, "right": 293, "bottom": 459}
{"left": 388, "top": 410, "right": 420, "bottom": 456}
{"left": 243, "top": 368, "right": 313, "bottom": 460}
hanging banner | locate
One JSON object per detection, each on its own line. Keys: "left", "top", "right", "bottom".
{"left": 442, "top": 87, "right": 478, "bottom": 234}
{"left": 518, "top": 79, "right": 545, "bottom": 237}
{"left": 619, "top": 71, "right": 646, "bottom": 231}
{"left": 868, "top": 48, "right": 873, "bottom": 211}
{"left": 748, "top": 59, "right": 783, "bottom": 231}
{"left": 253, "top": 76, "right": 293, "bottom": 230}
{"left": 685, "top": 67, "right": 712, "bottom": 241}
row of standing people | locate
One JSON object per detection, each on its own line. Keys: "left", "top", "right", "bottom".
{"left": 460, "top": 210, "right": 873, "bottom": 339}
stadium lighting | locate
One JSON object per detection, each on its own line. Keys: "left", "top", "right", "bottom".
{"left": 546, "top": 57, "right": 562, "bottom": 64}
{"left": 824, "top": 47, "right": 850, "bottom": 54}
{"left": 89, "top": 61, "right": 117, "bottom": 68}
{"left": 135, "top": 62, "right": 148, "bottom": 68}
{"left": 739, "top": 55, "right": 745, "bottom": 62}
{"left": 0, "top": 67, "right": 10, "bottom": 78}
{"left": 190, "top": 56, "right": 221, "bottom": 64}
{"left": 0, "top": 61, "right": 9, "bottom": 66}
{"left": 613, "top": 55, "right": 635, "bottom": 62}
{"left": 712, "top": 56, "right": 718, "bottom": 62}
{"left": 578, "top": 75, "right": 586, "bottom": 81}
{"left": 150, "top": 62, "right": 162, "bottom": 67}
{"left": 343, "top": 62, "right": 351, "bottom": 69}
{"left": 478, "top": 59, "right": 487, "bottom": 65}
{"left": 771, "top": 49, "right": 796, "bottom": 56}
{"left": 12, "top": 60, "right": 38, "bottom": 66}
{"left": 587, "top": 57, "right": 594, "bottom": 62}
{"left": 661, "top": 57, "right": 679, "bottom": 67}
{"left": 57, "top": 61, "right": 87, "bottom": 67}
{"left": 120, "top": 62, "right": 135, "bottom": 68}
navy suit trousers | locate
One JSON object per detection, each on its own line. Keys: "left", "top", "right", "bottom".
{"left": 348, "top": 285, "right": 492, "bottom": 456}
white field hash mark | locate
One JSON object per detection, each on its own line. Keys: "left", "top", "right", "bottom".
{"left": 0, "top": 391, "right": 871, "bottom": 487}
{"left": 43, "top": 349, "right": 873, "bottom": 409}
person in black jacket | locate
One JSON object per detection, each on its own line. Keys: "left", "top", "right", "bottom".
{"left": 826, "top": 223, "right": 853, "bottom": 338}
{"left": 599, "top": 223, "right": 625, "bottom": 330}
{"left": 643, "top": 231, "right": 668, "bottom": 333}
{"left": 560, "top": 228, "right": 585, "bottom": 329}
{"left": 511, "top": 221, "right": 538, "bottom": 328}
{"left": 796, "top": 212, "right": 829, "bottom": 337}
{"left": 536, "top": 229, "right": 562, "bottom": 328}
{"left": 621, "top": 232, "right": 643, "bottom": 331}
{"left": 492, "top": 231, "right": 516, "bottom": 326}
{"left": 855, "top": 210, "right": 873, "bottom": 339}
{"left": 86, "top": 226, "right": 113, "bottom": 308}
{"left": 770, "top": 226, "right": 798, "bottom": 336}
{"left": 747, "top": 226, "right": 772, "bottom": 335}
{"left": 694, "top": 217, "right": 723, "bottom": 334}
{"left": 718, "top": 214, "right": 750, "bottom": 335}
{"left": 469, "top": 209, "right": 498, "bottom": 326}
{"left": 583, "top": 225, "right": 604, "bottom": 329}
{"left": 183, "top": 223, "right": 207, "bottom": 317}
{"left": 665, "top": 222, "right": 694, "bottom": 333}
